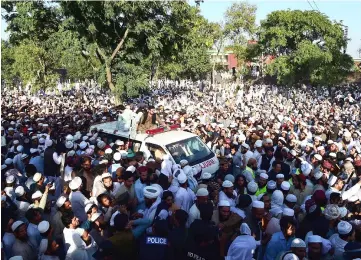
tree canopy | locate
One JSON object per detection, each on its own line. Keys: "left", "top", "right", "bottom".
{"left": 1, "top": 1, "right": 213, "bottom": 97}
{"left": 257, "top": 10, "right": 354, "bottom": 85}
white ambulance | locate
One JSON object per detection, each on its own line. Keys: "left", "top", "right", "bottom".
{"left": 89, "top": 121, "right": 219, "bottom": 176}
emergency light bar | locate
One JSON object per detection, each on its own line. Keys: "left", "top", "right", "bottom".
{"left": 146, "top": 124, "right": 180, "bottom": 135}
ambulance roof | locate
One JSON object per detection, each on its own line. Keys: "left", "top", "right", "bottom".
{"left": 90, "top": 121, "right": 197, "bottom": 145}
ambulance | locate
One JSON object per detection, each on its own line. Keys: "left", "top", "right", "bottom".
{"left": 89, "top": 121, "right": 219, "bottom": 176}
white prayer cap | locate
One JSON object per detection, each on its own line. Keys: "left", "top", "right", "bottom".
{"left": 39, "top": 138, "right": 45, "bottom": 144}
{"left": 329, "top": 152, "right": 336, "bottom": 158}
{"left": 328, "top": 175, "right": 337, "bottom": 187}
{"left": 5, "top": 158, "right": 13, "bottom": 165}
{"left": 224, "top": 174, "right": 235, "bottom": 183}
{"left": 314, "top": 171, "right": 323, "bottom": 180}
{"left": 97, "top": 141, "right": 106, "bottom": 149}
{"left": 252, "top": 201, "right": 264, "bottom": 209}
{"left": 11, "top": 220, "right": 25, "bottom": 232}
{"left": 290, "top": 150, "right": 297, "bottom": 156}
{"left": 67, "top": 150, "right": 75, "bottom": 157}
{"left": 79, "top": 141, "right": 87, "bottom": 150}
{"left": 317, "top": 146, "right": 325, "bottom": 151}
{"left": 260, "top": 172, "right": 269, "bottom": 180}
{"left": 143, "top": 186, "right": 161, "bottom": 199}
{"left": 82, "top": 136, "right": 89, "bottom": 142}
{"left": 6, "top": 175, "right": 15, "bottom": 184}
{"left": 9, "top": 256, "right": 24, "bottom": 260}
{"left": 16, "top": 145, "right": 24, "bottom": 153}
{"left": 240, "top": 223, "right": 251, "bottom": 235}
{"left": 177, "top": 172, "right": 187, "bottom": 184}
{"left": 105, "top": 148, "right": 112, "bottom": 154}
{"left": 56, "top": 196, "right": 67, "bottom": 208}
{"left": 30, "top": 148, "right": 39, "bottom": 154}
{"left": 90, "top": 212, "right": 102, "bottom": 222}
{"left": 327, "top": 140, "right": 334, "bottom": 145}
{"left": 291, "top": 238, "right": 306, "bottom": 248}
{"left": 99, "top": 159, "right": 109, "bottom": 165}
{"left": 339, "top": 207, "right": 348, "bottom": 218}
{"left": 308, "top": 235, "right": 322, "bottom": 243}
{"left": 267, "top": 180, "right": 276, "bottom": 189}
{"left": 345, "top": 157, "right": 353, "bottom": 162}
{"left": 101, "top": 172, "right": 112, "bottom": 179}
{"left": 115, "top": 140, "right": 124, "bottom": 146}
{"left": 314, "top": 154, "right": 323, "bottom": 161}
{"left": 15, "top": 186, "right": 25, "bottom": 197}
{"left": 85, "top": 203, "right": 95, "bottom": 213}
{"left": 21, "top": 154, "right": 29, "bottom": 160}
{"left": 113, "top": 152, "right": 121, "bottom": 161}
{"left": 276, "top": 174, "right": 284, "bottom": 179}
{"left": 69, "top": 177, "right": 82, "bottom": 190}
{"left": 265, "top": 138, "right": 273, "bottom": 144}
{"left": 13, "top": 140, "right": 19, "bottom": 145}
{"left": 201, "top": 172, "right": 212, "bottom": 180}
{"left": 282, "top": 147, "right": 289, "bottom": 153}
{"left": 196, "top": 188, "right": 209, "bottom": 197}
{"left": 38, "top": 220, "right": 50, "bottom": 234}
{"left": 324, "top": 204, "right": 340, "bottom": 220}
{"left": 281, "top": 181, "right": 290, "bottom": 191}
{"left": 32, "top": 190, "right": 43, "bottom": 199}
{"left": 45, "top": 139, "right": 53, "bottom": 147}
{"left": 87, "top": 133, "right": 92, "bottom": 137}
{"left": 241, "top": 143, "right": 250, "bottom": 150}
{"left": 283, "top": 208, "right": 294, "bottom": 217}
{"left": 247, "top": 181, "right": 258, "bottom": 193}
{"left": 255, "top": 140, "right": 263, "bottom": 148}
{"left": 337, "top": 221, "right": 352, "bottom": 235}
{"left": 33, "top": 172, "right": 42, "bottom": 182}
{"left": 31, "top": 136, "right": 38, "bottom": 140}
{"left": 66, "top": 134, "right": 74, "bottom": 141}
{"left": 179, "top": 160, "right": 188, "bottom": 167}
{"left": 65, "top": 141, "right": 73, "bottom": 149}
{"left": 126, "top": 165, "right": 136, "bottom": 173}
{"left": 218, "top": 200, "right": 231, "bottom": 207}
{"left": 282, "top": 253, "right": 299, "bottom": 260}
{"left": 344, "top": 131, "right": 351, "bottom": 137}
{"left": 222, "top": 180, "right": 233, "bottom": 188}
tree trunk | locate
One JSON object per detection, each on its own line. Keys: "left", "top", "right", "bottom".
{"left": 106, "top": 66, "right": 114, "bottom": 91}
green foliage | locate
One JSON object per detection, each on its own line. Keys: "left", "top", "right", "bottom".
{"left": 223, "top": 2, "right": 257, "bottom": 64}
{"left": 258, "top": 10, "right": 353, "bottom": 85}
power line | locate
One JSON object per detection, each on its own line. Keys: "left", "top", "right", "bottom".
{"left": 306, "top": 0, "right": 316, "bottom": 11}
{"left": 312, "top": 0, "right": 321, "bottom": 12}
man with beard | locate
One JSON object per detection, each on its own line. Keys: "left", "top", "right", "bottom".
{"left": 268, "top": 161, "right": 282, "bottom": 182}
{"left": 260, "top": 147, "right": 274, "bottom": 172}
{"left": 313, "top": 171, "right": 327, "bottom": 192}
{"left": 212, "top": 200, "right": 242, "bottom": 257}
{"left": 264, "top": 216, "right": 296, "bottom": 260}
{"left": 290, "top": 173, "right": 313, "bottom": 207}
{"left": 187, "top": 188, "right": 209, "bottom": 227}
{"left": 255, "top": 172, "right": 268, "bottom": 196}
{"left": 69, "top": 177, "right": 91, "bottom": 223}
{"left": 241, "top": 143, "right": 254, "bottom": 171}
{"left": 52, "top": 196, "right": 72, "bottom": 241}
{"left": 304, "top": 143, "right": 314, "bottom": 163}
{"left": 112, "top": 171, "right": 135, "bottom": 205}
{"left": 89, "top": 212, "right": 110, "bottom": 245}
{"left": 11, "top": 221, "right": 37, "bottom": 260}
{"left": 135, "top": 167, "right": 149, "bottom": 210}
{"left": 245, "top": 201, "right": 265, "bottom": 241}
{"left": 340, "top": 131, "right": 354, "bottom": 153}
{"left": 326, "top": 174, "right": 361, "bottom": 201}
{"left": 253, "top": 140, "right": 264, "bottom": 167}
{"left": 307, "top": 235, "right": 323, "bottom": 260}
{"left": 141, "top": 185, "right": 162, "bottom": 229}
{"left": 242, "top": 157, "right": 257, "bottom": 183}
{"left": 219, "top": 180, "right": 237, "bottom": 207}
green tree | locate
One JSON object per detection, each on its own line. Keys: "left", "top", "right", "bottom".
{"left": 1, "top": 40, "right": 17, "bottom": 86}
{"left": 258, "top": 10, "right": 353, "bottom": 85}
{"left": 223, "top": 2, "right": 257, "bottom": 65}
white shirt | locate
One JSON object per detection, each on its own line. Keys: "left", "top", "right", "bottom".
{"left": 69, "top": 191, "right": 91, "bottom": 222}
{"left": 64, "top": 165, "right": 73, "bottom": 182}
{"left": 219, "top": 190, "right": 237, "bottom": 207}
{"left": 226, "top": 235, "right": 258, "bottom": 260}
{"left": 53, "top": 152, "right": 62, "bottom": 165}
{"left": 329, "top": 233, "right": 347, "bottom": 259}
{"left": 63, "top": 227, "right": 97, "bottom": 260}
{"left": 15, "top": 199, "right": 30, "bottom": 219}
{"left": 175, "top": 187, "right": 195, "bottom": 212}
{"left": 187, "top": 203, "right": 200, "bottom": 227}
{"left": 341, "top": 183, "right": 361, "bottom": 201}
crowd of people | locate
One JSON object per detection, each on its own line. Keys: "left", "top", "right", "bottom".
{"left": 1, "top": 80, "right": 361, "bottom": 260}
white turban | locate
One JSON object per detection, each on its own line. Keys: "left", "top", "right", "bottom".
{"left": 143, "top": 186, "right": 161, "bottom": 199}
